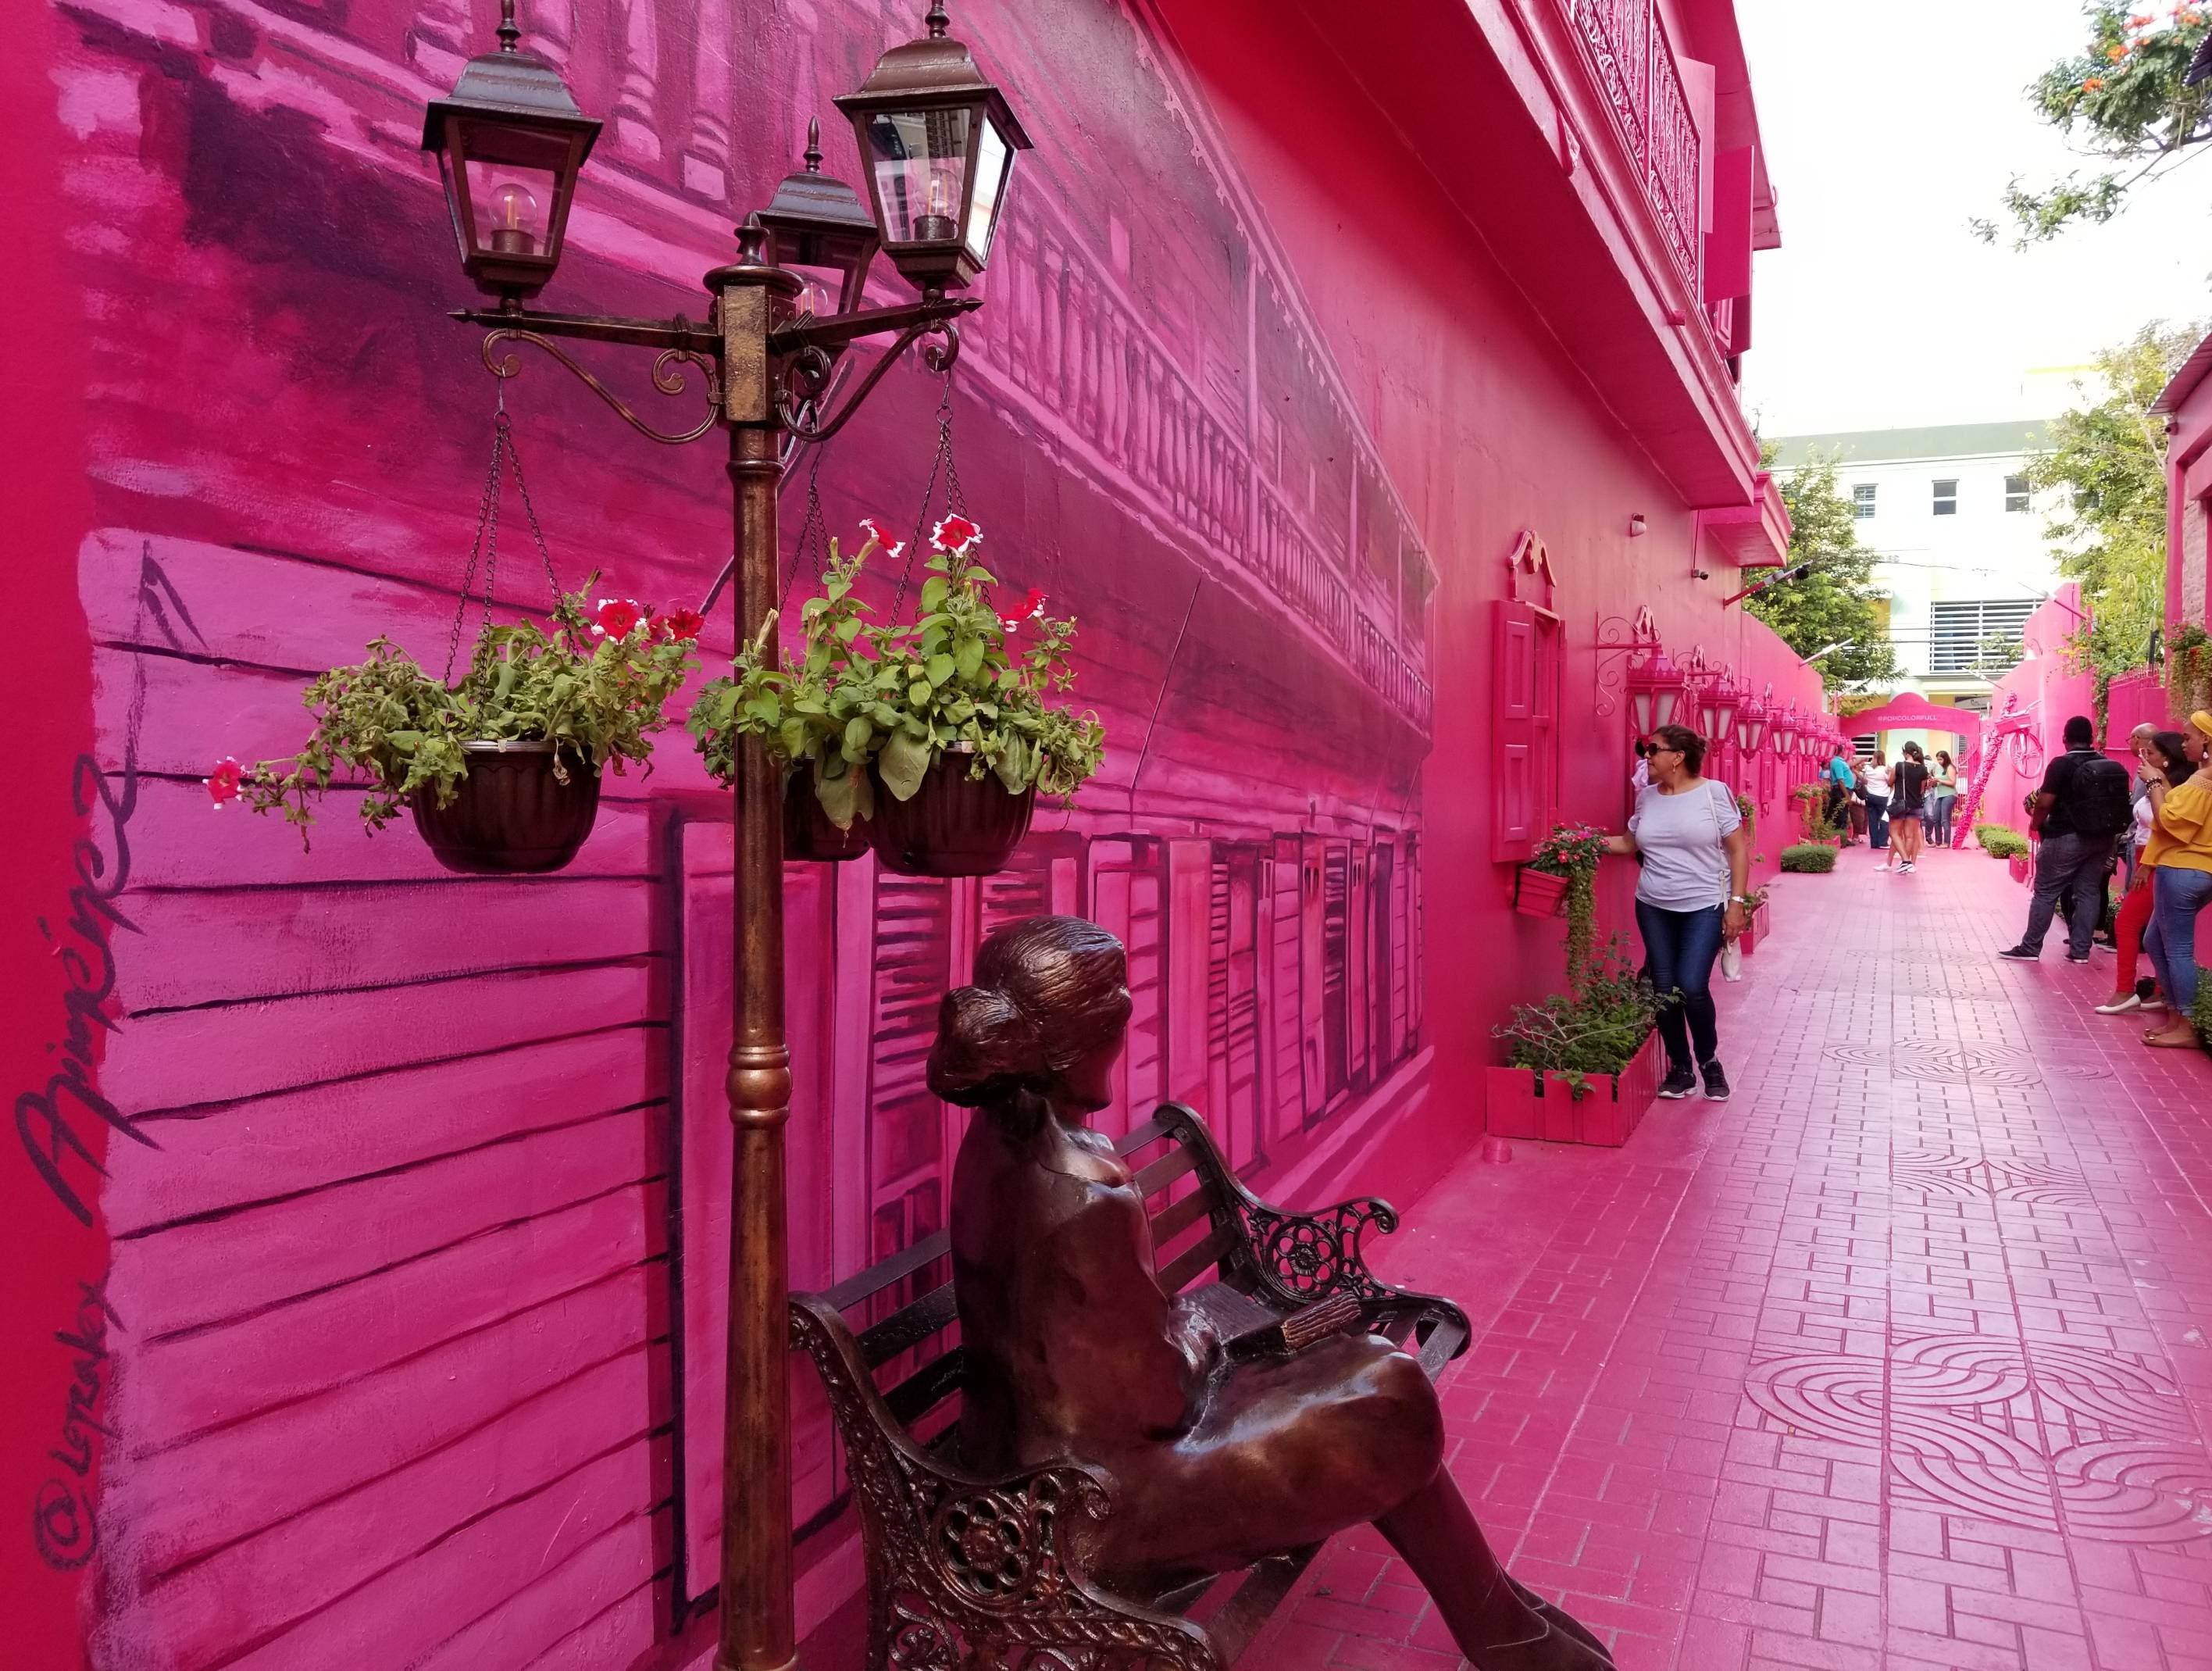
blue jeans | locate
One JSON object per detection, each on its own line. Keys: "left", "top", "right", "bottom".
{"left": 1636, "top": 898, "right": 1726, "bottom": 1073}
{"left": 2145, "top": 866, "right": 2212, "bottom": 1019}
{"left": 1930, "top": 795, "right": 1957, "bottom": 845}
{"left": 1866, "top": 794, "right": 1890, "bottom": 848}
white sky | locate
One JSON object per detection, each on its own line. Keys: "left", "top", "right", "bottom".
{"left": 1739, "top": 0, "right": 2212, "bottom": 437}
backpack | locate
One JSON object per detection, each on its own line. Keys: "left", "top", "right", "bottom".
{"left": 2068, "top": 755, "right": 2135, "bottom": 839}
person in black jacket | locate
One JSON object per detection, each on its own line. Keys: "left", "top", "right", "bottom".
{"left": 2000, "top": 716, "right": 2131, "bottom": 963}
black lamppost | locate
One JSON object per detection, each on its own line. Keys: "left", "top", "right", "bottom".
{"left": 421, "top": 7, "right": 1030, "bottom": 1667}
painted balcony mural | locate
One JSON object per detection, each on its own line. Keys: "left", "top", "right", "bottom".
{"left": 47, "top": 0, "right": 1439, "bottom": 1662}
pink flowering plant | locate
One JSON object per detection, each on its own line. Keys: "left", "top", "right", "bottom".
{"left": 219, "top": 580, "right": 699, "bottom": 844}
{"left": 1526, "top": 821, "right": 1609, "bottom": 989}
{"left": 688, "top": 516, "right": 1104, "bottom": 824}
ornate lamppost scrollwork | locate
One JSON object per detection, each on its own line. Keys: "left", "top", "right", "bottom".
{"left": 479, "top": 325, "right": 723, "bottom": 446}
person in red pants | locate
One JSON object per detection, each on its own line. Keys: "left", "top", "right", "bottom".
{"left": 2096, "top": 730, "right": 2193, "bottom": 1015}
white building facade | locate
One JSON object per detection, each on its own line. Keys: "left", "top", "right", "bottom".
{"left": 1770, "top": 421, "right": 2067, "bottom": 723}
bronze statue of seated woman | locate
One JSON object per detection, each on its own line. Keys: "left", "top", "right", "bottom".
{"left": 928, "top": 915, "right": 1614, "bottom": 1669}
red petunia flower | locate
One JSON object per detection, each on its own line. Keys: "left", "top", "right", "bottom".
{"left": 858, "top": 516, "right": 905, "bottom": 559}
{"left": 2130, "top": 12, "right": 2152, "bottom": 26}
{"left": 2083, "top": 74, "right": 2107, "bottom": 88}
{"left": 932, "top": 514, "right": 981, "bottom": 554}
{"left": 593, "top": 597, "right": 644, "bottom": 639}
{"left": 657, "top": 607, "right": 705, "bottom": 642}
{"left": 998, "top": 587, "right": 1047, "bottom": 634}
{"left": 2107, "top": 41, "right": 2128, "bottom": 58}
{"left": 205, "top": 757, "right": 244, "bottom": 807}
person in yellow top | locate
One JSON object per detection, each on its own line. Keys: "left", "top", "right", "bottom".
{"left": 2140, "top": 710, "right": 2212, "bottom": 1048}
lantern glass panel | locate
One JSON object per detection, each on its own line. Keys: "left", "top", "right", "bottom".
{"left": 865, "top": 107, "right": 972, "bottom": 245}
{"left": 963, "top": 116, "right": 1015, "bottom": 264}
{"left": 1629, "top": 690, "right": 1654, "bottom": 734}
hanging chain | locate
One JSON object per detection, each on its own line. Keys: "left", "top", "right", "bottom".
{"left": 780, "top": 437, "right": 830, "bottom": 614}
{"left": 892, "top": 371, "right": 967, "bottom": 623}
{"left": 444, "top": 387, "right": 573, "bottom": 683}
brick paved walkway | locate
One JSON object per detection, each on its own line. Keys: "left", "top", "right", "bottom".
{"left": 1263, "top": 841, "right": 2212, "bottom": 1671}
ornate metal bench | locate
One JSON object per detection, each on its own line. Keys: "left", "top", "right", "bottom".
{"left": 790, "top": 1102, "right": 1471, "bottom": 1669}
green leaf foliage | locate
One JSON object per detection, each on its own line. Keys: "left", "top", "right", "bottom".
{"left": 1975, "top": 5, "right": 2212, "bottom": 245}
{"left": 1754, "top": 446, "right": 1904, "bottom": 692}
{"left": 1493, "top": 937, "right": 1661, "bottom": 1076}
{"left": 238, "top": 580, "right": 698, "bottom": 848}
{"left": 2028, "top": 322, "right": 2201, "bottom": 720}
{"left": 1779, "top": 843, "right": 1839, "bottom": 873}
{"left": 1974, "top": 824, "right": 2032, "bottom": 858}
{"left": 688, "top": 524, "right": 1107, "bottom": 820}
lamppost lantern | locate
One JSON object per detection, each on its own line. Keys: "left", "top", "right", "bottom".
{"left": 834, "top": 2, "right": 1034, "bottom": 291}
{"left": 758, "top": 119, "right": 882, "bottom": 316}
{"left": 1626, "top": 648, "right": 1686, "bottom": 735}
{"left": 420, "top": 0, "right": 600, "bottom": 307}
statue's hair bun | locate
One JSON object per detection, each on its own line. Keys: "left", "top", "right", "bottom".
{"left": 927, "top": 984, "right": 1047, "bottom": 1105}
{"left": 925, "top": 916, "right": 1127, "bottom": 1108}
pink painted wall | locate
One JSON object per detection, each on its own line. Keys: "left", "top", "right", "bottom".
{"left": 1976, "top": 587, "right": 2099, "bottom": 844}
{"left": 10, "top": 0, "right": 1807, "bottom": 1662}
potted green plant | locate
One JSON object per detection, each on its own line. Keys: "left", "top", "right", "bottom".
{"left": 687, "top": 532, "right": 882, "bottom": 862}
{"left": 1486, "top": 940, "right": 1664, "bottom": 1147}
{"left": 690, "top": 516, "right": 1105, "bottom": 877}
{"left": 212, "top": 585, "right": 699, "bottom": 873}
{"left": 1739, "top": 881, "right": 1771, "bottom": 954}
{"left": 1517, "top": 823, "right": 1607, "bottom": 981}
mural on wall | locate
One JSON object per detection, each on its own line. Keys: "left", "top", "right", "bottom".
{"left": 35, "top": 0, "right": 1440, "bottom": 1660}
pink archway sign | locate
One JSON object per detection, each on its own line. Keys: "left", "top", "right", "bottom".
{"left": 1843, "top": 691, "right": 1984, "bottom": 747}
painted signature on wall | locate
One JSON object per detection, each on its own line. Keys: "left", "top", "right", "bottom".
{"left": 34, "top": 1279, "right": 120, "bottom": 1570}
{"left": 14, "top": 545, "right": 197, "bottom": 1569}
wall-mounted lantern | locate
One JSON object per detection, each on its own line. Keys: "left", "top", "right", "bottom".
{"left": 834, "top": 2, "right": 1034, "bottom": 291}
{"left": 1737, "top": 695, "right": 1768, "bottom": 756}
{"left": 1626, "top": 648, "right": 1686, "bottom": 734}
{"left": 1708, "top": 675, "right": 1743, "bottom": 747}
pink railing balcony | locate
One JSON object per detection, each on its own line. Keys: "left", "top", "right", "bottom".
{"left": 1562, "top": 0, "right": 1703, "bottom": 296}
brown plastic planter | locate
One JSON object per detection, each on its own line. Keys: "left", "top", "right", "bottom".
{"left": 869, "top": 749, "right": 1035, "bottom": 877}
{"left": 783, "top": 772, "right": 871, "bottom": 862}
{"left": 411, "top": 741, "right": 600, "bottom": 874}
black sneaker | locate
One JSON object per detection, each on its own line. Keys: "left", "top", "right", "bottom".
{"left": 1999, "top": 945, "right": 2040, "bottom": 961}
{"left": 1657, "top": 1066, "right": 1697, "bottom": 1099}
{"left": 1700, "top": 1060, "right": 1731, "bottom": 1101}
{"left": 2066, "top": 951, "right": 2093, "bottom": 965}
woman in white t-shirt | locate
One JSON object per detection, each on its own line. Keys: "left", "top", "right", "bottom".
{"left": 1601, "top": 723, "right": 1754, "bottom": 1102}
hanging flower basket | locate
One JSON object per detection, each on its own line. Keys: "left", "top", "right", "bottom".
{"left": 784, "top": 771, "right": 870, "bottom": 862}
{"left": 1514, "top": 866, "right": 1572, "bottom": 917}
{"left": 691, "top": 516, "right": 1101, "bottom": 882}
{"left": 869, "top": 748, "right": 1036, "bottom": 877}
{"left": 412, "top": 741, "right": 601, "bottom": 873}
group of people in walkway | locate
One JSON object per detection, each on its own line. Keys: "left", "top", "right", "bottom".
{"left": 2005, "top": 710, "right": 2212, "bottom": 1049}
{"left": 1823, "top": 743, "right": 1960, "bottom": 852}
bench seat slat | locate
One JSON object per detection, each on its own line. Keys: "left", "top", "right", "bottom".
{"left": 883, "top": 1345, "right": 966, "bottom": 1427}
{"left": 1117, "top": 1113, "right": 1180, "bottom": 1154}
{"left": 1206, "top": 1548, "right": 1323, "bottom": 1662}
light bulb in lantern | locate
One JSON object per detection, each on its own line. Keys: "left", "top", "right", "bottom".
{"left": 916, "top": 171, "right": 958, "bottom": 242}
{"left": 487, "top": 180, "right": 542, "bottom": 255}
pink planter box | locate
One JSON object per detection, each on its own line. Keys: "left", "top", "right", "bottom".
{"left": 1514, "top": 866, "right": 1571, "bottom": 918}
{"left": 1485, "top": 1030, "right": 1665, "bottom": 1148}
{"left": 1739, "top": 901, "right": 1770, "bottom": 956}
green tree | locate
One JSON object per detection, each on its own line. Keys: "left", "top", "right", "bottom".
{"left": 1971, "top": 3, "right": 2212, "bottom": 245}
{"left": 2028, "top": 320, "right": 2196, "bottom": 707}
{"left": 1755, "top": 448, "right": 1904, "bottom": 691}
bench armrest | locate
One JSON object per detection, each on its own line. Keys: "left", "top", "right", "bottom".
{"left": 1154, "top": 1104, "right": 1472, "bottom": 1362}
{"left": 790, "top": 1294, "right": 1226, "bottom": 1669}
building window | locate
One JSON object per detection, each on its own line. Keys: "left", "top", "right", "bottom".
{"left": 1928, "top": 598, "right": 2038, "bottom": 673}
{"left": 1932, "top": 478, "right": 1958, "bottom": 516}
{"left": 2005, "top": 474, "right": 2030, "bottom": 512}
{"left": 1852, "top": 484, "right": 1876, "bottom": 519}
